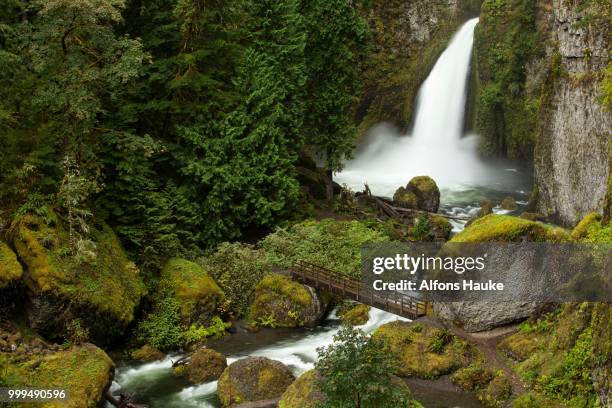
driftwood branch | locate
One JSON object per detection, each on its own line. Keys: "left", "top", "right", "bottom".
{"left": 105, "top": 391, "right": 147, "bottom": 408}
{"left": 362, "top": 183, "right": 471, "bottom": 222}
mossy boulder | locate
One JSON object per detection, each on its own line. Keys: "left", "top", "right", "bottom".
{"left": 451, "top": 364, "right": 495, "bottom": 391}
{"left": 173, "top": 347, "right": 227, "bottom": 384}
{"left": 217, "top": 356, "right": 295, "bottom": 407}
{"left": 373, "top": 321, "right": 474, "bottom": 378}
{"left": 450, "top": 214, "right": 570, "bottom": 243}
{"left": 393, "top": 187, "right": 418, "bottom": 208}
{"left": 159, "top": 258, "right": 225, "bottom": 327}
{"left": 478, "top": 200, "right": 494, "bottom": 217}
{"left": 0, "top": 342, "right": 113, "bottom": 408}
{"left": 428, "top": 214, "right": 453, "bottom": 241}
{"left": 278, "top": 369, "right": 326, "bottom": 408}
{"left": 406, "top": 176, "right": 440, "bottom": 212}
{"left": 130, "top": 344, "right": 165, "bottom": 362}
{"left": 337, "top": 302, "right": 370, "bottom": 326}
{"left": 500, "top": 196, "right": 518, "bottom": 211}
{"left": 477, "top": 372, "right": 512, "bottom": 407}
{"left": 10, "top": 214, "right": 145, "bottom": 345}
{"left": 137, "top": 258, "right": 227, "bottom": 350}
{"left": 249, "top": 274, "right": 325, "bottom": 328}
{"left": 571, "top": 212, "right": 602, "bottom": 240}
{"left": 0, "top": 241, "right": 22, "bottom": 288}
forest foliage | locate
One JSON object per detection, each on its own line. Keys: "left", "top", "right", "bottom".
{"left": 0, "top": 0, "right": 370, "bottom": 271}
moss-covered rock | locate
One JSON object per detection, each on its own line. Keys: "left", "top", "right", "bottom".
{"left": 278, "top": 369, "right": 326, "bottom": 408}
{"left": 478, "top": 200, "right": 494, "bottom": 217}
{"left": 0, "top": 241, "right": 22, "bottom": 288}
{"left": 428, "top": 214, "right": 452, "bottom": 241}
{"left": 217, "top": 356, "right": 295, "bottom": 407}
{"left": 497, "top": 331, "right": 540, "bottom": 362}
{"left": 249, "top": 274, "right": 325, "bottom": 328}
{"left": 571, "top": 212, "right": 603, "bottom": 240}
{"left": 0, "top": 341, "right": 113, "bottom": 408}
{"left": 393, "top": 187, "right": 418, "bottom": 208}
{"left": 477, "top": 371, "right": 512, "bottom": 408}
{"left": 373, "top": 321, "right": 474, "bottom": 378}
{"left": 138, "top": 258, "right": 227, "bottom": 350}
{"left": 451, "top": 364, "right": 495, "bottom": 391}
{"left": 130, "top": 344, "right": 165, "bottom": 362}
{"left": 406, "top": 176, "right": 440, "bottom": 212}
{"left": 450, "top": 214, "right": 570, "bottom": 243}
{"left": 173, "top": 347, "right": 227, "bottom": 384}
{"left": 500, "top": 196, "right": 518, "bottom": 211}
{"left": 337, "top": 302, "right": 370, "bottom": 326}
{"left": 10, "top": 214, "right": 145, "bottom": 345}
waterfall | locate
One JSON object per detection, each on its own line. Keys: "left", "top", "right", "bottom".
{"left": 336, "top": 18, "right": 493, "bottom": 197}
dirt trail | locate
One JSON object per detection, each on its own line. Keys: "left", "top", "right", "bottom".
{"left": 418, "top": 316, "right": 526, "bottom": 394}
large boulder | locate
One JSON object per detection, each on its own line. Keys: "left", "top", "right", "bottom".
{"left": 0, "top": 241, "right": 22, "bottom": 288}
{"left": 407, "top": 176, "right": 440, "bottom": 212}
{"left": 173, "top": 347, "right": 227, "bottom": 383}
{"left": 137, "top": 258, "right": 226, "bottom": 350}
{"left": 249, "top": 274, "right": 326, "bottom": 328}
{"left": 337, "top": 302, "right": 370, "bottom": 326}
{"left": 10, "top": 214, "right": 146, "bottom": 345}
{"left": 278, "top": 369, "right": 326, "bottom": 408}
{"left": 372, "top": 321, "right": 474, "bottom": 378}
{"left": 0, "top": 330, "right": 113, "bottom": 408}
{"left": 393, "top": 186, "right": 418, "bottom": 208}
{"left": 436, "top": 214, "right": 570, "bottom": 332}
{"left": 217, "top": 357, "right": 295, "bottom": 407}
{"left": 433, "top": 302, "right": 540, "bottom": 333}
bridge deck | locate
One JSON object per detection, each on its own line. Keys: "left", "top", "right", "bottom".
{"left": 291, "top": 261, "right": 427, "bottom": 320}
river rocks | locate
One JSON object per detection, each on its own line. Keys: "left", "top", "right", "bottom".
{"left": 131, "top": 344, "right": 165, "bottom": 362}
{"left": 173, "top": 347, "right": 227, "bottom": 383}
{"left": 408, "top": 176, "right": 440, "bottom": 212}
{"left": 373, "top": 321, "right": 474, "bottom": 378}
{"left": 217, "top": 357, "right": 295, "bottom": 407}
{"left": 278, "top": 369, "right": 326, "bottom": 408}
{"left": 0, "top": 241, "right": 22, "bottom": 288}
{"left": 1, "top": 336, "right": 113, "bottom": 408}
{"left": 249, "top": 274, "right": 326, "bottom": 328}
{"left": 393, "top": 187, "right": 418, "bottom": 208}
{"left": 337, "top": 302, "right": 370, "bottom": 326}
{"left": 500, "top": 196, "right": 517, "bottom": 211}
{"left": 10, "top": 214, "right": 145, "bottom": 346}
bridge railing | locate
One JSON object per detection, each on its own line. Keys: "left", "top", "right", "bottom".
{"left": 292, "top": 261, "right": 427, "bottom": 319}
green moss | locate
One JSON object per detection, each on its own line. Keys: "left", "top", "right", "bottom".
{"left": 0, "top": 241, "right": 22, "bottom": 288}
{"left": 337, "top": 302, "right": 370, "bottom": 326}
{"left": 262, "top": 219, "right": 389, "bottom": 278}
{"left": 571, "top": 213, "right": 603, "bottom": 240}
{"left": 478, "top": 371, "right": 512, "bottom": 408}
{"left": 501, "top": 303, "right": 608, "bottom": 407}
{"left": 217, "top": 357, "right": 295, "bottom": 407}
{"left": 137, "top": 258, "right": 226, "bottom": 350}
{"left": 451, "top": 364, "right": 495, "bottom": 391}
{"left": 429, "top": 215, "right": 453, "bottom": 241}
{"left": 173, "top": 348, "right": 227, "bottom": 383}
{"left": 278, "top": 370, "right": 326, "bottom": 408}
{"left": 393, "top": 187, "right": 417, "bottom": 208}
{"left": 249, "top": 274, "right": 319, "bottom": 328}
{"left": 373, "top": 321, "right": 474, "bottom": 379}
{"left": 0, "top": 343, "right": 113, "bottom": 408}
{"left": 512, "top": 392, "right": 557, "bottom": 408}
{"left": 130, "top": 344, "right": 164, "bottom": 362}
{"left": 10, "top": 214, "right": 145, "bottom": 342}
{"left": 450, "top": 214, "right": 571, "bottom": 243}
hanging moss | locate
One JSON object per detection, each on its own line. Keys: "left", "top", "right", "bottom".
{"left": 0, "top": 241, "right": 22, "bottom": 288}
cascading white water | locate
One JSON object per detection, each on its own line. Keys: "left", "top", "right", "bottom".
{"left": 336, "top": 18, "right": 495, "bottom": 196}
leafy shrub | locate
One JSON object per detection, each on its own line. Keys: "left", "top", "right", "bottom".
{"left": 199, "top": 242, "right": 271, "bottom": 318}
{"left": 427, "top": 329, "right": 452, "bottom": 354}
{"left": 412, "top": 216, "right": 430, "bottom": 240}
{"left": 262, "top": 219, "right": 388, "bottom": 277}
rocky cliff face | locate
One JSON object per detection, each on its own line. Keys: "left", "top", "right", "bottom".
{"left": 356, "top": 0, "right": 480, "bottom": 133}
{"left": 533, "top": 0, "right": 611, "bottom": 226}
{"left": 473, "top": 0, "right": 610, "bottom": 227}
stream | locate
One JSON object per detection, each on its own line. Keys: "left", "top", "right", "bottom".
{"left": 110, "top": 18, "right": 532, "bottom": 407}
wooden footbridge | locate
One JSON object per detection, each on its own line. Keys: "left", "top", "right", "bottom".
{"left": 291, "top": 261, "right": 428, "bottom": 320}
